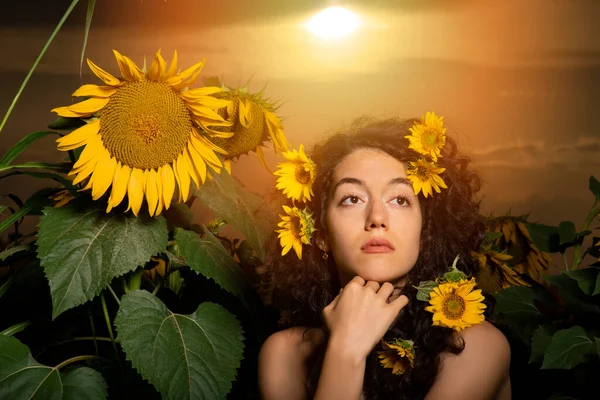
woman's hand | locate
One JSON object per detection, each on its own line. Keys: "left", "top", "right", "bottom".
{"left": 322, "top": 276, "right": 409, "bottom": 361}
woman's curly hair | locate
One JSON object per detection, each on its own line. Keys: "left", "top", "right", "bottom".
{"left": 262, "top": 117, "right": 488, "bottom": 399}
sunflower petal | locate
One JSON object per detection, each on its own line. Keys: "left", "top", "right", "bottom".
{"left": 239, "top": 98, "right": 251, "bottom": 128}
{"left": 155, "top": 170, "right": 164, "bottom": 216}
{"left": 87, "top": 58, "right": 121, "bottom": 86}
{"left": 72, "top": 84, "right": 117, "bottom": 98}
{"left": 165, "top": 50, "right": 179, "bottom": 79}
{"left": 113, "top": 50, "right": 144, "bottom": 82}
{"left": 160, "top": 164, "right": 176, "bottom": 210}
{"left": 71, "top": 158, "right": 97, "bottom": 185}
{"left": 255, "top": 146, "right": 272, "bottom": 172}
{"left": 187, "top": 143, "right": 207, "bottom": 185}
{"left": 107, "top": 163, "right": 131, "bottom": 212}
{"left": 190, "top": 131, "right": 223, "bottom": 167}
{"left": 91, "top": 154, "right": 117, "bottom": 200}
{"left": 145, "top": 169, "right": 159, "bottom": 216}
{"left": 183, "top": 148, "right": 201, "bottom": 189}
{"left": 72, "top": 134, "right": 102, "bottom": 169}
{"left": 175, "top": 153, "right": 191, "bottom": 202}
{"left": 183, "top": 86, "right": 224, "bottom": 98}
{"left": 165, "top": 59, "right": 205, "bottom": 90}
{"left": 56, "top": 120, "right": 100, "bottom": 151}
{"left": 127, "top": 168, "right": 146, "bottom": 216}
{"left": 148, "top": 50, "right": 167, "bottom": 81}
{"left": 51, "top": 97, "right": 109, "bottom": 118}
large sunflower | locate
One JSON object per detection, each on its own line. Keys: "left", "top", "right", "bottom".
{"left": 406, "top": 159, "right": 447, "bottom": 198}
{"left": 425, "top": 278, "right": 486, "bottom": 332}
{"left": 208, "top": 82, "right": 290, "bottom": 172}
{"left": 405, "top": 111, "right": 446, "bottom": 162}
{"left": 274, "top": 145, "right": 316, "bottom": 203}
{"left": 52, "top": 50, "right": 231, "bottom": 216}
{"left": 276, "top": 206, "right": 315, "bottom": 260}
{"left": 472, "top": 249, "right": 530, "bottom": 294}
{"left": 378, "top": 338, "right": 415, "bottom": 376}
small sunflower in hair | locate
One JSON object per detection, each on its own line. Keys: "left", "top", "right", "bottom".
{"left": 274, "top": 144, "right": 317, "bottom": 203}
{"left": 415, "top": 256, "right": 486, "bottom": 332}
{"left": 404, "top": 111, "right": 447, "bottom": 162}
{"left": 276, "top": 206, "right": 315, "bottom": 260}
{"left": 378, "top": 338, "right": 415, "bottom": 376}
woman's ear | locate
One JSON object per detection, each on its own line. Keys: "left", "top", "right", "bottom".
{"left": 315, "top": 234, "right": 330, "bottom": 252}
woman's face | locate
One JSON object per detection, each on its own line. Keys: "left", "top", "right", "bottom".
{"left": 323, "top": 148, "right": 422, "bottom": 286}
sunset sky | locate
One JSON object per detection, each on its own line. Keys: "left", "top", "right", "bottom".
{"left": 1, "top": 0, "right": 599, "bottom": 233}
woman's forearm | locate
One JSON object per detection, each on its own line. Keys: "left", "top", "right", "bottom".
{"left": 313, "top": 338, "right": 366, "bottom": 400}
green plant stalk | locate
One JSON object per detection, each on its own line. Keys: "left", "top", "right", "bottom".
{"left": 573, "top": 202, "right": 600, "bottom": 269}
{"left": 106, "top": 284, "right": 120, "bottom": 305}
{"left": 55, "top": 355, "right": 102, "bottom": 371}
{"left": 127, "top": 269, "right": 143, "bottom": 291}
{"left": 0, "top": 274, "right": 15, "bottom": 299}
{"left": 88, "top": 308, "right": 98, "bottom": 356}
{"left": 0, "top": 0, "right": 81, "bottom": 135}
{"left": 100, "top": 292, "right": 122, "bottom": 371}
{"left": 562, "top": 251, "right": 569, "bottom": 272}
{"left": 0, "top": 320, "right": 31, "bottom": 336}
{"left": 152, "top": 281, "right": 162, "bottom": 296}
{"left": 58, "top": 336, "right": 114, "bottom": 346}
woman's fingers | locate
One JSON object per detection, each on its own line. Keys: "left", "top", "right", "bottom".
{"left": 377, "top": 282, "right": 395, "bottom": 299}
{"left": 365, "top": 280, "right": 380, "bottom": 292}
{"left": 389, "top": 294, "right": 409, "bottom": 312}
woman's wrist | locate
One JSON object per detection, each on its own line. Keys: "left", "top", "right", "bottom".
{"left": 326, "top": 334, "right": 370, "bottom": 365}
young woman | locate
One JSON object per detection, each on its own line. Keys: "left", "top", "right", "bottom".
{"left": 258, "top": 115, "right": 511, "bottom": 400}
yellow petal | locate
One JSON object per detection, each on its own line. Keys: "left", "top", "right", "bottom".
{"left": 112, "top": 50, "right": 144, "bottom": 82}
{"left": 71, "top": 159, "right": 96, "bottom": 185}
{"left": 181, "top": 86, "right": 223, "bottom": 98}
{"left": 175, "top": 153, "right": 191, "bottom": 202}
{"left": 91, "top": 154, "right": 117, "bottom": 200}
{"left": 223, "top": 159, "right": 232, "bottom": 175}
{"left": 87, "top": 58, "right": 121, "bottom": 86}
{"left": 165, "top": 60, "right": 205, "bottom": 90}
{"left": 238, "top": 98, "right": 251, "bottom": 128}
{"left": 148, "top": 50, "right": 167, "bottom": 81}
{"left": 51, "top": 97, "right": 109, "bottom": 118}
{"left": 107, "top": 163, "right": 131, "bottom": 213}
{"left": 72, "top": 84, "right": 117, "bottom": 98}
{"left": 183, "top": 148, "right": 201, "bottom": 189}
{"left": 255, "top": 146, "right": 272, "bottom": 173}
{"left": 145, "top": 169, "right": 159, "bottom": 216}
{"left": 127, "top": 168, "right": 146, "bottom": 216}
{"left": 72, "top": 134, "right": 103, "bottom": 169}
{"left": 160, "top": 164, "right": 176, "bottom": 210}
{"left": 155, "top": 170, "right": 164, "bottom": 216}
{"left": 187, "top": 144, "right": 207, "bottom": 185}
{"left": 165, "top": 50, "right": 179, "bottom": 79}
{"left": 56, "top": 120, "right": 100, "bottom": 151}
{"left": 172, "top": 158, "right": 183, "bottom": 203}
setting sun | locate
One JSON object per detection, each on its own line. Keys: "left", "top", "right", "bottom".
{"left": 305, "top": 6, "right": 361, "bottom": 39}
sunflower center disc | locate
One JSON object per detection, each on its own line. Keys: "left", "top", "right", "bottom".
{"left": 290, "top": 215, "right": 302, "bottom": 238}
{"left": 422, "top": 129, "right": 438, "bottom": 148}
{"left": 100, "top": 81, "right": 192, "bottom": 170}
{"left": 212, "top": 99, "right": 265, "bottom": 158}
{"left": 442, "top": 292, "right": 466, "bottom": 319}
{"left": 295, "top": 164, "right": 312, "bottom": 185}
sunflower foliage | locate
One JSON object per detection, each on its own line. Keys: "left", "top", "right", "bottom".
{"left": 0, "top": 6, "right": 285, "bottom": 397}
{"left": 489, "top": 176, "right": 600, "bottom": 399}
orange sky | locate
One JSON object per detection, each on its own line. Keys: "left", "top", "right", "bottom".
{"left": 1, "top": 0, "right": 599, "bottom": 234}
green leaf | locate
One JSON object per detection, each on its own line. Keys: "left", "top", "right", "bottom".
{"left": 590, "top": 176, "right": 600, "bottom": 203}
{"left": 0, "top": 335, "right": 107, "bottom": 399}
{"left": 414, "top": 280, "right": 437, "bottom": 301}
{"left": 541, "top": 326, "right": 593, "bottom": 369}
{"left": 544, "top": 273, "right": 600, "bottom": 315}
{"left": 0, "top": 170, "right": 75, "bottom": 190}
{"left": 494, "top": 286, "right": 541, "bottom": 325}
{"left": 80, "top": 0, "right": 96, "bottom": 77}
{"left": 36, "top": 203, "right": 168, "bottom": 318}
{"left": 558, "top": 221, "right": 576, "bottom": 246}
{"left": 47, "top": 116, "right": 86, "bottom": 130}
{"left": 0, "top": 161, "right": 71, "bottom": 174}
{"left": 524, "top": 222, "right": 560, "bottom": 253}
{"left": 564, "top": 268, "right": 600, "bottom": 296}
{"left": 0, "top": 321, "right": 31, "bottom": 337}
{"left": 0, "top": 131, "right": 61, "bottom": 165}
{"left": 484, "top": 231, "right": 503, "bottom": 243}
{"left": 530, "top": 325, "right": 555, "bottom": 363}
{"left": 176, "top": 228, "right": 253, "bottom": 307}
{"left": 195, "top": 171, "right": 274, "bottom": 262}
{"left": 0, "top": 188, "right": 57, "bottom": 235}
{"left": 595, "top": 337, "right": 600, "bottom": 357}
{"left": 0, "top": 245, "right": 30, "bottom": 262}
{"left": 114, "top": 290, "right": 244, "bottom": 400}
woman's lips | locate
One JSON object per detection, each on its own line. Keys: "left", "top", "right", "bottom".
{"left": 361, "top": 238, "right": 394, "bottom": 253}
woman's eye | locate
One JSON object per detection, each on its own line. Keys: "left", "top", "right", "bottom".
{"left": 395, "top": 196, "right": 410, "bottom": 206}
{"left": 341, "top": 195, "right": 361, "bottom": 205}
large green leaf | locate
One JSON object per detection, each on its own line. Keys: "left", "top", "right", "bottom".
{"left": 0, "top": 335, "right": 107, "bottom": 399}
{"left": 0, "top": 131, "right": 61, "bottom": 165}
{"left": 195, "top": 171, "right": 274, "bottom": 262}
{"left": 0, "top": 170, "right": 74, "bottom": 190}
{"left": 0, "top": 188, "right": 58, "bottom": 235}
{"left": 543, "top": 273, "right": 600, "bottom": 316}
{"left": 525, "top": 222, "right": 560, "bottom": 253}
{"left": 0, "top": 162, "right": 71, "bottom": 174}
{"left": 494, "top": 286, "right": 541, "bottom": 325}
{"left": 564, "top": 268, "right": 600, "bottom": 296}
{"left": 176, "top": 228, "right": 253, "bottom": 307}
{"left": 541, "top": 326, "right": 594, "bottom": 369}
{"left": 37, "top": 203, "right": 168, "bottom": 318}
{"left": 558, "top": 221, "right": 576, "bottom": 246}
{"left": 114, "top": 290, "right": 244, "bottom": 400}
{"left": 590, "top": 176, "right": 600, "bottom": 203}
{"left": 530, "top": 325, "right": 555, "bottom": 363}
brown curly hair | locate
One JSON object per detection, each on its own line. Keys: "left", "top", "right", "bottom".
{"left": 263, "top": 116, "right": 488, "bottom": 399}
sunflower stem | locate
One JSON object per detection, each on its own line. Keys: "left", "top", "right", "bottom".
{"left": 55, "top": 355, "right": 103, "bottom": 371}
{"left": 100, "top": 292, "right": 122, "bottom": 372}
{"left": 0, "top": 0, "right": 81, "bottom": 135}
{"left": 152, "top": 281, "right": 162, "bottom": 296}
{"left": 106, "top": 284, "right": 120, "bottom": 305}
{"left": 561, "top": 252, "right": 570, "bottom": 272}
{"left": 127, "top": 268, "right": 142, "bottom": 291}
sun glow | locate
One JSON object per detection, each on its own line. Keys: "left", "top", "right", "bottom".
{"left": 305, "top": 6, "right": 361, "bottom": 39}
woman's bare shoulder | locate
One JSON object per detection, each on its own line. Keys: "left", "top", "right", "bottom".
{"left": 258, "top": 327, "right": 326, "bottom": 400}
{"left": 426, "top": 322, "right": 511, "bottom": 399}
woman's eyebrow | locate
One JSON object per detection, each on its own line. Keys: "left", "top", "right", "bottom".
{"left": 332, "top": 177, "right": 363, "bottom": 193}
{"left": 389, "top": 177, "right": 411, "bottom": 187}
